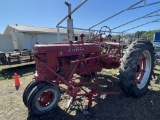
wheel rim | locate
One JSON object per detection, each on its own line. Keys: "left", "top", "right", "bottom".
{"left": 36, "top": 89, "right": 55, "bottom": 110}
{"left": 136, "top": 50, "right": 151, "bottom": 89}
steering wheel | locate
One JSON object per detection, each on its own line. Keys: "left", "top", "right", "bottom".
{"left": 99, "top": 26, "right": 112, "bottom": 39}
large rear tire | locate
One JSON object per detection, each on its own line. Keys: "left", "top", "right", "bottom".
{"left": 119, "top": 40, "right": 154, "bottom": 97}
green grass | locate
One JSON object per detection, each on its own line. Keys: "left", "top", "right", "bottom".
{"left": 155, "top": 65, "right": 160, "bottom": 73}
{"left": 101, "top": 68, "right": 118, "bottom": 75}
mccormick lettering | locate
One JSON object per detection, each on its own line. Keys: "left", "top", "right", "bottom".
{"left": 68, "top": 47, "right": 84, "bottom": 52}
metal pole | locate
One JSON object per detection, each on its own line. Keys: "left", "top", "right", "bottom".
{"left": 123, "top": 18, "right": 160, "bottom": 32}
{"left": 155, "top": 20, "right": 160, "bottom": 22}
{"left": 56, "top": 0, "right": 88, "bottom": 27}
{"left": 58, "top": 26, "right": 120, "bottom": 33}
{"left": 56, "top": 0, "right": 88, "bottom": 41}
{"left": 89, "top": 0, "right": 144, "bottom": 29}
{"left": 143, "top": 14, "right": 160, "bottom": 18}
{"left": 144, "top": 0, "right": 146, "bottom": 6}
{"left": 57, "top": 26, "right": 60, "bottom": 42}
{"left": 111, "top": 9, "right": 160, "bottom": 30}
{"left": 89, "top": 29, "right": 91, "bottom": 38}
{"left": 65, "top": 2, "right": 75, "bottom": 41}
{"left": 59, "top": 26, "right": 89, "bottom": 31}
{"left": 121, "top": 32, "right": 124, "bottom": 57}
{"left": 128, "top": 1, "right": 160, "bottom": 10}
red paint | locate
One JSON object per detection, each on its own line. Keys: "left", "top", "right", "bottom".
{"left": 136, "top": 53, "right": 146, "bottom": 84}
{"left": 33, "top": 34, "right": 122, "bottom": 108}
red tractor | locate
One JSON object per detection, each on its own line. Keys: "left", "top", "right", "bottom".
{"left": 23, "top": 1, "right": 155, "bottom": 115}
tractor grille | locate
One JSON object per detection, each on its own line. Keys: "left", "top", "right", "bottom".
{"left": 34, "top": 53, "right": 48, "bottom": 75}
{"left": 35, "top": 53, "right": 47, "bottom": 62}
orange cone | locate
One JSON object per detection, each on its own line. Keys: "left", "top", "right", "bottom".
{"left": 13, "top": 73, "right": 22, "bottom": 90}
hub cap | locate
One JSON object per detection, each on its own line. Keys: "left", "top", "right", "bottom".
{"left": 136, "top": 50, "right": 151, "bottom": 89}
{"left": 36, "top": 89, "right": 55, "bottom": 110}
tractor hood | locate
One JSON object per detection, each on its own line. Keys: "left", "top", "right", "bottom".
{"left": 33, "top": 42, "right": 101, "bottom": 57}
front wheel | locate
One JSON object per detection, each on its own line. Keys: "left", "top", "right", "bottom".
{"left": 23, "top": 80, "right": 38, "bottom": 107}
{"left": 27, "top": 82, "right": 61, "bottom": 114}
{"left": 118, "top": 40, "right": 154, "bottom": 97}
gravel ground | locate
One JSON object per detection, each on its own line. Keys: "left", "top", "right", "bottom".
{"left": 0, "top": 65, "right": 160, "bottom": 120}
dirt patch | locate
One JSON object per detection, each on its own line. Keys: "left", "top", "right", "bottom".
{"left": 0, "top": 65, "right": 160, "bottom": 120}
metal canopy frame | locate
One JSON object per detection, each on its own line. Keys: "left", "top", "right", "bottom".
{"left": 56, "top": 0, "right": 88, "bottom": 41}
{"left": 56, "top": 0, "right": 160, "bottom": 41}
{"left": 123, "top": 18, "right": 160, "bottom": 33}
{"left": 128, "top": 1, "right": 160, "bottom": 10}
{"left": 56, "top": 0, "right": 88, "bottom": 27}
{"left": 111, "top": 9, "right": 160, "bottom": 31}
{"left": 89, "top": 0, "right": 160, "bottom": 30}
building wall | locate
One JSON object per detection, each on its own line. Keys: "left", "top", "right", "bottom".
{"left": 3, "top": 27, "right": 89, "bottom": 51}
{"left": 22, "top": 33, "right": 60, "bottom": 50}
{"left": 15, "top": 33, "right": 25, "bottom": 50}
{"left": 23, "top": 33, "right": 34, "bottom": 50}
{"left": 37, "top": 34, "right": 57, "bottom": 44}
{"left": 59, "top": 34, "right": 89, "bottom": 42}
{"left": 10, "top": 28, "right": 19, "bottom": 50}
{"left": 59, "top": 34, "right": 68, "bottom": 42}
{"left": 22, "top": 33, "right": 89, "bottom": 50}
{"left": 0, "top": 34, "right": 14, "bottom": 52}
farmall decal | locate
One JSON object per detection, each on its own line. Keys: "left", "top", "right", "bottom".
{"left": 68, "top": 47, "right": 84, "bottom": 52}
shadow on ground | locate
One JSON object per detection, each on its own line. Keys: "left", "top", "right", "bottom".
{"left": 154, "top": 73, "right": 160, "bottom": 84}
{"left": 27, "top": 107, "right": 75, "bottom": 120}
{"left": 0, "top": 64, "right": 35, "bottom": 79}
{"left": 27, "top": 73, "right": 160, "bottom": 120}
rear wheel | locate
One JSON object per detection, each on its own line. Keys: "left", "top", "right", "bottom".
{"left": 27, "top": 82, "right": 61, "bottom": 114}
{"left": 119, "top": 40, "right": 154, "bottom": 97}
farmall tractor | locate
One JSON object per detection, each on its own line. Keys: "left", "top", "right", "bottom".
{"left": 23, "top": 1, "right": 155, "bottom": 115}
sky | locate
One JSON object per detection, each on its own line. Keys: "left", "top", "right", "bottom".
{"left": 0, "top": 0, "right": 160, "bottom": 34}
